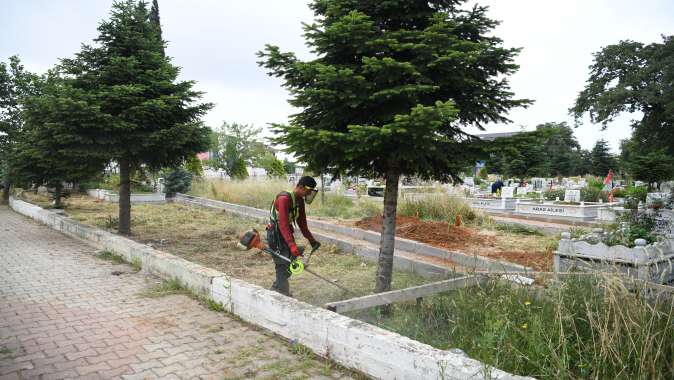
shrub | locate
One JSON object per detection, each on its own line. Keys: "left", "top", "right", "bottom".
{"left": 163, "top": 168, "right": 193, "bottom": 194}
{"left": 543, "top": 189, "right": 565, "bottom": 201}
{"left": 611, "top": 188, "right": 627, "bottom": 198}
{"left": 627, "top": 185, "right": 648, "bottom": 203}
{"left": 604, "top": 209, "right": 660, "bottom": 247}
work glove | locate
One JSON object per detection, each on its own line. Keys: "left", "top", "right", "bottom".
{"left": 310, "top": 240, "right": 321, "bottom": 251}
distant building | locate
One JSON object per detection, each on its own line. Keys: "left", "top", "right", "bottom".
{"left": 475, "top": 131, "right": 521, "bottom": 141}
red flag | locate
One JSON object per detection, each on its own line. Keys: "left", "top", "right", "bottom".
{"left": 603, "top": 169, "right": 613, "bottom": 185}
{"left": 608, "top": 189, "right": 614, "bottom": 203}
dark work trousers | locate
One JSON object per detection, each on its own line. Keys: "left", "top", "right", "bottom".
{"left": 267, "top": 227, "right": 292, "bottom": 296}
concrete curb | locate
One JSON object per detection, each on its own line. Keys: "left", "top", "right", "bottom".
{"left": 173, "top": 193, "right": 530, "bottom": 273}
{"left": 9, "top": 196, "right": 529, "bottom": 380}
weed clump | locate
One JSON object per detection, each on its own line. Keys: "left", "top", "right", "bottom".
{"left": 371, "top": 275, "right": 674, "bottom": 379}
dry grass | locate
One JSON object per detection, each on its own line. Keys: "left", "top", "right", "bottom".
{"left": 39, "top": 194, "right": 428, "bottom": 306}
{"left": 190, "top": 178, "right": 382, "bottom": 220}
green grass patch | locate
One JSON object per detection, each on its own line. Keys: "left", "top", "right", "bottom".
{"left": 494, "top": 223, "right": 545, "bottom": 236}
{"left": 363, "top": 275, "right": 674, "bottom": 379}
{"left": 130, "top": 257, "right": 142, "bottom": 272}
{"left": 138, "top": 278, "right": 191, "bottom": 298}
{"left": 96, "top": 249, "right": 126, "bottom": 265}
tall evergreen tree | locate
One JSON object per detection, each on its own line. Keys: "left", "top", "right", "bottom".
{"left": 0, "top": 56, "right": 38, "bottom": 203}
{"left": 149, "top": 0, "right": 165, "bottom": 56}
{"left": 61, "top": 0, "right": 212, "bottom": 234}
{"left": 259, "top": 0, "right": 530, "bottom": 294}
{"left": 11, "top": 72, "right": 108, "bottom": 207}
{"left": 590, "top": 139, "right": 617, "bottom": 177}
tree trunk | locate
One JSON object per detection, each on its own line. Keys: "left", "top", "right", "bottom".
{"left": 118, "top": 158, "right": 132, "bottom": 235}
{"left": 53, "top": 183, "right": 62, "bottom": 209}
{"left": 375, "top": 170, "right": 400, "bottom": 296}
{"left": 1, "top": 178, "right": 10, "bottom": 205}
{"left": 320, "top": 173, "right": 325, "bottom": 205}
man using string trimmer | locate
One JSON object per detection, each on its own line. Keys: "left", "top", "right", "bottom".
{"left": 266, "top": 176, "right": 321, "bottom": 296}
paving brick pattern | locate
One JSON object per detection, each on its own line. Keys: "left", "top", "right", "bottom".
{"left": 0, "top": 207, "right": 352, "bottom": 379}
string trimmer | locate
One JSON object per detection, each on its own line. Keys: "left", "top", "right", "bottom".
{"left": 238, "top": 229, "right": 356, "bottom": 295}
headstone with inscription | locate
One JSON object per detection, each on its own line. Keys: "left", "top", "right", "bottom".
{"left": 564, "top": 189, "right": 581, "bottom": 203}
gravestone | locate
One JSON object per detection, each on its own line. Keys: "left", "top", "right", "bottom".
{"left": 647, "top": 192, "right": 668, "bottom": 206}
{"left": 501, "top": 186, "right": 515, "bottom": 198}
{"left": 564, "top": 189, "right": 581, "bottom": 203}
{"left": 654, "top": 210, "right": 674, "bottom": 236}
{"left": 517, "top": 186, "right": 528, "bottom": 195}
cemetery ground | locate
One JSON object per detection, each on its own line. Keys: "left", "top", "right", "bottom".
{"left": 189, "top": 179, "right": 558, "bottom": 271}
{"left": 18, "top": 189, "right": 674, "bottom": 378}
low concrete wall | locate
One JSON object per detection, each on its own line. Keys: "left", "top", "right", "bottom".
{"left": 468, "top": 197, "right": 532, "bottom": 211}
{"left": 555, "top": 232, "right": 674, "bottom": 284}
{"left": 172, "top": 193, "right": 529, "bottom": 273}
{"left": 10, "top": 196, "right": 528, "bottom": 380}
{"left": 87, "top": 188, "right": 166, "bottom": 203}
{"left": 516, "top": 201, "right": 610, "bottom": 220}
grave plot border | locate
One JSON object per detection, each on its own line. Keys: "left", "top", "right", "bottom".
{"left": 87, "top": 188, "right": 166, "bottom": 203}
{"left": 325, "top": 275, "right": 484, "bottom": 313}
{"left": 171, "top": 193, "right": 530, "bottom": 273}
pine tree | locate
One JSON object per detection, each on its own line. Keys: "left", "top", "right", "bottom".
{"left": 590, "top": 139, "right": 617, "bottom": 177}
{"left": 259, "top": 0, "right": 530, "bottom": 294}
{"left": 149, "top": 0, "right": 165, "bottom": 56}
{"left": 10, "top": 71, "right": 108, "bottom": 207}
{"left": 0, "top": 56, "right": 38, "bottom": 203}
{"left": 61, "top": 0, "right": 212, "bottom": 234}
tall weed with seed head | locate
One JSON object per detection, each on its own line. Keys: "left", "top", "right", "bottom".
{"left": 398, "top": 192, "right": 491, "bottom": 226}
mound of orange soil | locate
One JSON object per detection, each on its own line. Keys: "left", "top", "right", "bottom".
{"left": 354, "top": 215, "right": 551, "bottom": 271}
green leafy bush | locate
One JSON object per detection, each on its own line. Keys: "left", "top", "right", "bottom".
{"left": 580, "top": 187, "right": 609, "bottom": 202}
{"left": 543, "top": 189, "right": 565, "bottom": 201}
{"left": 627, "top": 185, "right": 648, "bottom": 203}
{"left": 163, "top": 168, "right": 193, "bottom": 195}
{"left": 611, "top": 188, "right": 627, "bottom": 198}
{"left": 604, "top": 210, "right": 659, "bottom": 247}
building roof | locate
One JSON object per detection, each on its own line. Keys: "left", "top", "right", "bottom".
{"left": 475, "top": 131, "right": 522, "bottom": 141}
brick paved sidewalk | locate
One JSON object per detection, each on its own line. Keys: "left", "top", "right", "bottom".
{"left": 0, "top": 206, "right": 352, "bottom": 380}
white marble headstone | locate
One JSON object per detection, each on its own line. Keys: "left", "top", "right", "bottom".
{"left": 564, "top": 189, "right": 581, "bottom": 203}
{"left": 501, "top": 186, "right": 515, "bottom": 198}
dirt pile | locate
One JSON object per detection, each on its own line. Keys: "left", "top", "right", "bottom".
{"left": 354, "top": 215, "right": 552, "bottom": 271}
{"left": 355, "top": 215, "right": 496, "bottom": 252}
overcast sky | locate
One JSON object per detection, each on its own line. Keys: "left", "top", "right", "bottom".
{"left": 2, "top": 0, "right": 673, "bottom": 154}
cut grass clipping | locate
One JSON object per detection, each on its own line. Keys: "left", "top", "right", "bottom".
{"left": 363, "top": 274, "right": 674, "bottom": 379}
